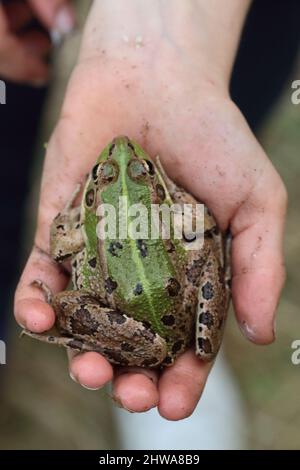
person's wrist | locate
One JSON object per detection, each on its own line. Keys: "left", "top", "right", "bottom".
{"left": 77, "top": 0, "right": 251, "bottom": 89}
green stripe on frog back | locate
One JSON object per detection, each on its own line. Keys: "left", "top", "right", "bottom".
{"left": 102, "top": 163, "right": 175, "bottom": 337}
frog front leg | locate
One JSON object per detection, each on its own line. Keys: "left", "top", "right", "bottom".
{"left": 23, "top": 285, "right": 167, "bottom": 368}
{"left": 50, "top": 184, "right": 84, "bottom": 262}
{"left": 196, "top": 237, "right": 231, "bottom": 361}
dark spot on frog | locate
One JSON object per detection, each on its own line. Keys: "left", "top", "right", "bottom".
{"left": 70, "top": 306, "right": 100, "bottom": 335}
{"left": 121, "top": 342, "right": 135, "bottom": 352}
{"left": 142, "top": 320, "right": 151, "bottom": 329}
{"left": 92, "top": 163, "right": 99, "bottom": 180}
{"left": 108, "top": 241, "right": 123, "bottom": 257}
{"left": 136, "top": 239, "right": 148, "bottom": 257}
{"left": 163, "top": 356, "right": 173, "bottom": 365}
{"left": 72, "top": 260, "right": 77, "bottom": 268}
{"left": 133, "top": 283, "right": 143, "bottom": 295}
{"left": 166, "top": 241, "right": 175, "bottom": 253}
{"left": 156, "top": 183, "right": 166, "bottom": 201}
{"left": 205, "top": 231, "right": 213, "bottom": 239}
{"left": 201, "top": 282, "right": 214, "bottom": 300}
{"left": 107, "top": 310, "right": 126, "bottom": 325}
{"left": 198, "top": 337, "right": 212, "bottom": 354}
{"left": 55, "top": 252, "right": 71, "bottom": 263}
{"left": 213, "top": 226, "right": 220, "bottom": 236}
{"left": 104, "top": 348, "right": 129, "bottom": 365}
{"left": 67, "top": 339, "right": 84, "bottom": 350}
{"left": 85, "top": 189, "right": 95, "bottom": 207}
{"left": 172, "top": 340, "right": 184, "bottom": 354}
{"left": 199, "top": 311, "right": 214, "bottom": 329}
{"left": 218, "top": 317, "right": 224, "bottom": 330}
{"left": 75, "top": 223, "right": 81, "bottom": 230}
{"left": 144, "top": 159, "right": 155, "bottom": 176}
{"left": 199, "top": 302, "right": 204, "bottom": 309}
{"left": 48, "top": 336, "right": 55, "bottom": 342}
{"left": 105, "top": 277, "right": 118, "bottom": 293}
{"left": 56, "top": 224, "right": 65, "bottom": 230}
{"left": 186, "top": 258, "right": 203, "bottom": 284}
{"left": 162, "top": 314, "right": 175, "bottom": 326}
{"left": 88, "top": 257, "right": 97, "bottom": 268}
{"left": 109, "top": 143, "right": 115, "bottom": 156}
{"left": 166, "top": 278, "right": 181, "bottom": 296}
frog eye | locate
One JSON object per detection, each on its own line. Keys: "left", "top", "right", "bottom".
{"left": 98, "top": 161, "right": 119, "bottom": 184}
{"left": 127, "top": 158, "right": 156, "bottom": 181}
{"left": 127, "top": 159, "right": 148, "bottom": 181}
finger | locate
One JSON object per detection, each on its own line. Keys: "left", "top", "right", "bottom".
{"left": 0, "top": 34, "right": 49, "bottom": 84}
{"left": 158, "top": 350, "right": 212, "bottom": 421}
{"left": 14, "top": 245, "right": 68, "bottom": 331}
{"left": 2, "top": 0, "right": 33, "bottom": 32}
{"left": 28, "top": 0, "right": 75, "bottom": 36}
{"left": 69, "top": 351, "right": 114, "bottom": 390}
{"left": 19, "top": 29, "right": 52, "bottom": 57}
{"left": 230, "top": 166, "right": 287, "bottom": 344}
{"left": 113, "top": 368, "right": 159, "bottom": 412}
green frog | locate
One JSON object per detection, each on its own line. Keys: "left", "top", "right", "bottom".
{"left": 23, "top": 136, "right": 231, "bottom": 367}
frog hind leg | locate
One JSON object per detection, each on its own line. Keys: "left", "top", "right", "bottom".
{"left": 25, "top": 287, "right": 167, "bottom": 368}
{"left": 50, "top": 184, "right": 84, "bottom": 262}
{"left": 196, "top": 237, "right": 231, "bottom": 361}
{"left": 55, "top": 290, "right": 168, "bottom": 368}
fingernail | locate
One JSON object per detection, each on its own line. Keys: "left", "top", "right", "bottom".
{"left": 239, "top": 320, "right": 257, "bottom": 342}
{"left": 69, "top": 371, "right": 78, "bottom": 383}
{"left": 112, "top": 395, "right": 135, "bottom": 413}
{"left": 51, "top": 5, "right": 75, "bottom": 45}
{"left": 81, "top": 384, "right": 102, "bottom": 391}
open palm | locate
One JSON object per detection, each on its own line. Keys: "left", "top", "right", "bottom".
{"left": 14, "top": 52, "right": 286, "bottom": 420}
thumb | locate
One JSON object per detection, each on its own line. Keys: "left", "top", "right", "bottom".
{"left": 28, "top": 0, "right": 76, "bottom": 39}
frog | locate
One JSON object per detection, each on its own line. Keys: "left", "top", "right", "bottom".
{"left": 23, "top": 136, "right": 231, "bottom": 368}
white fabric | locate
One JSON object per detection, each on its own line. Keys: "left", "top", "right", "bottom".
{"left": 114, "top": 352, "right": 248, "bottom": 450}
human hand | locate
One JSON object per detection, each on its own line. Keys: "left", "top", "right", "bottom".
{"left": 14, "top": 0, "right": 286, "bottom": 420}
{"left": 0, "top": 0, "right": 75, "bottom": 85}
